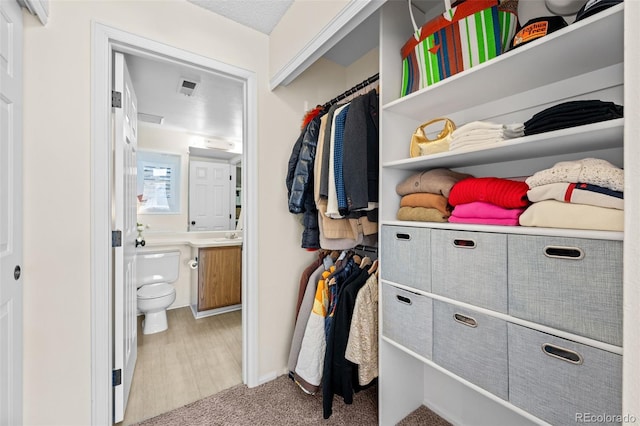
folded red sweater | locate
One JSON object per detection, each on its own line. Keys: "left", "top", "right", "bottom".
{"left": 448, "top": 177, "right": 530, "bottom": 209}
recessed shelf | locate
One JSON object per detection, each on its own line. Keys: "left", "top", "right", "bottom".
{"left": 381, "top": 3, "right": 624, "bottom": 120}
{"left": 382, "top": 118, "right": 623, "bottom": 171}
{"left": 380, "top": 291, "right": 622, "bottom": 354}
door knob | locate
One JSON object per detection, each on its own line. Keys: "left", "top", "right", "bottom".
{"left": 191, "top": 221, "right": 196, "bottom": 225}
{"left": 14, "top": 265, "right": 21, "bottom": 280}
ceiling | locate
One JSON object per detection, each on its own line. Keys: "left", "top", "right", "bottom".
{"left": 128, "top": 0, "right": 441, "bottom": 153}
{"left": 187, "top": 0, "right": 294, "bottom": 35}
{"left": 127, "top": 53, "right": 245, "bottom": 149}
{"left": 130, "top": 0, "right": 296, "bottom": 153}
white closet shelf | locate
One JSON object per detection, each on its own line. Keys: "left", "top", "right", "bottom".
{"left": 382, "top": 118, "right": 623, "bottom": 170}
{"left": 379, "top": 220, "right": 623, "bottom": 241}
{"left": 380, "top": 336, "right": 553, "bottom": 426}
{"left": 381, "top": 3, "right": 624, "bottom": 120}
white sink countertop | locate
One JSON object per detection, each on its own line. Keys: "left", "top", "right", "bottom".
{"left": 141, "top": 231, "right": 243, "bottom": 248}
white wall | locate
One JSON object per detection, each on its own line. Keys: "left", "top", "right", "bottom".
{"left": 345, "top": 46, "right": 379, "bottom": 89}
{"left": 269, "top": 0, "right": 349, "bottom": 78}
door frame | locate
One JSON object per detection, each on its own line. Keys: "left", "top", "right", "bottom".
{"left": 90, "top": 22, "right": 259, "bottom": 425}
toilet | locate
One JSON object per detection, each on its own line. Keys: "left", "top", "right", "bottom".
{"left": 136, "top": 250, "right": 179, "bottom": 335}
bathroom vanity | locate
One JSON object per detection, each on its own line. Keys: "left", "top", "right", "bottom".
{"left": 141, "top": 231, "right": 243, "bottom": 319}
{"left": 189, "top": 235, "right": 243, "bottom": 319}
{"left": 194, "top": 245, "right": 242, "bottom": 312}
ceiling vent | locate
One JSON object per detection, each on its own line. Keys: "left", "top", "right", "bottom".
{"left": 178, "top": 78, "right": 199, "bottom": 97}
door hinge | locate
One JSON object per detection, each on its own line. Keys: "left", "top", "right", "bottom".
{"left": 112, "top": 369, "right": 122, "bottom": 387}
{"left": 229, "top": 214, "right": 232, "bottom": 219}
{"left": 229, "top": 175, "right": 232, "bottom": 181}
{"left": 112, "top": 230, "right": 122, "bottom": 247}
{"left": 111, "top": 90, "right": 122, "bottom": 108}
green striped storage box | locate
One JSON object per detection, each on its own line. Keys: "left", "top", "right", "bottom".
{"left": 401, "top": 0, "right": 518, "bottom": 97}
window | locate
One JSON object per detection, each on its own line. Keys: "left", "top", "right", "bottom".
{"left": 136, "top": 151, "right": 181, "bottom": 214}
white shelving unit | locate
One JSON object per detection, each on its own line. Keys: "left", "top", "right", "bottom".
{"left": 378, "top": 2, "right": 626, "bottom": 425}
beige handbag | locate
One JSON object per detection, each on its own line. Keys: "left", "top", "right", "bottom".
{"left": 409, "top": 117, "right": 456, "bottom": 157}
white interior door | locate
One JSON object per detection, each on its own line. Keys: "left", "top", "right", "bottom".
{"left": 189, "top": 160, "right": 233, "bottom": 231}
{"left": 0, "top": 1, "right": 23, "bottom": 424}
{"left": 112, "top": 51, "right": 138, "bottom": 423}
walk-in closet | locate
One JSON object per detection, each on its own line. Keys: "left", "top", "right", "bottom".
{"left": 277, "top": 0, "right": 637, "bottom": 424}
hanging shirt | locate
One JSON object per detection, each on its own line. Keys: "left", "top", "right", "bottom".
{"left": 326, "top": 103, "right": 350, "bottom": 219}
{"left": 334, "top": 104, "right": 351, "bottom": 215}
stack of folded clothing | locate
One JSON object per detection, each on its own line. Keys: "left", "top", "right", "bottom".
{"left": 520, "top": 158, "right": 624, "bottom": 231}
{"left": 448, "top": 177, "right": 530, "bottom": 226}
{"left": 449, "top": 121, "right": 524, "bottom": 152}
{"left": 395, "top": 168, "right": 472, "bottom": 222}
{"left": 524, "top": 100, "right": 623, "bottom": 136}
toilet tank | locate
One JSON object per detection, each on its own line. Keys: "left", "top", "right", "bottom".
{"left": 136, "top": 250, "right": 180, "bottom": 287}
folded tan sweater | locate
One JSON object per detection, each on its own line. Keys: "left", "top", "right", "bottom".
{"left": 397, "top": 206, "right": 449, "bottom": 223}
{"left": 396, "top": 168, "right": 472, "bottom": 197}
{"left": 400, "top": 193, "right": 451, "bottom": 217}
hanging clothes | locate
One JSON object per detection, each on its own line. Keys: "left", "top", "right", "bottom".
{"left": 287, "top": 252, "right": 336, "bottom": 376}
{"left": 326, "top": 103, "right": 351, "bottom": 219}
{"left": 293, "top": 261, "right": 339, "bottom": 394}
{"left": 286, "top": 75, "right": 382, "bottom": 418}
{"left": 286, "top": 114, "right": 324, "bottom": 249}
{"left": 345, "top": 269, "right": 379, "bottom": 386}
{"left": 319, "top": 104, "right": 340, "bottom": 200}
{"left": 342, "top": 89, "right": 379, "bottom": 213}
{"left": 322, "top": 257, "right": 375, "bottom": 419}
{"left": 316, "top": 89, "right": 380, "bottom": 249}
{"left": 286, "top": 74, "right": 379, "bottom": 251}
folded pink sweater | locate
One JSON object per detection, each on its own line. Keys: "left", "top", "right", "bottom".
{"left": 452, "top": 201, "right": 526, "bottom": 219}
{"left": 448, "top": 216, "right": 520, "bottom": 226}
{"left": 449, "top": 201, "right": 525, "bottom": 226}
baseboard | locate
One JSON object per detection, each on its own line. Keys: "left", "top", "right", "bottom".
{"left": 258, "top": 371, "right": 279, "bottom": 386}
{"left": 190, "top": 304, "right": 242, "bottom": 320}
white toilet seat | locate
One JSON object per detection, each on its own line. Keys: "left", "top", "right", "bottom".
{"left": 137, "top": 282, "right": 175, "bottom": 300}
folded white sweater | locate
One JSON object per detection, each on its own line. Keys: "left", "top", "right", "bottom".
{"left": 450, "top": 121, "right": 524, "bottom": 151}
{"left": 526, "top": 158, "right": 624, "bottom": 192}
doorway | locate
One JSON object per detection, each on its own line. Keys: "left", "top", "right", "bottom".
{"left": 91, "top": 23, "right": 259, "bottom": 425}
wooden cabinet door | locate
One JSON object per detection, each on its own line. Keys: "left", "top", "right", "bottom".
{"left": 198, "top": 246, "right": 242, "bottom": 311}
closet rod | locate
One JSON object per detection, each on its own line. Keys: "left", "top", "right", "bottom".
{"left": 322, "top": 73, "right": 379, "bottom": 110}
{"left": 353, "top": 244, "right": 378, "bottom": 254}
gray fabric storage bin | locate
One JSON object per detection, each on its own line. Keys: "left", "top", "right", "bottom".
{"left": 431, "top": 229, "right": 507, "bottom": 313}
{"left": 432, "top": 300, "right": 508, "bottom": 400}
{"left": 508, "top": 323, "right": 622, "bottom": 426}
{"left": 381, "top": 283, "right": 432, "bottom": 359}
{"left": 508, "top": 234, "right": 622, "bottom": 346}
{"left": 381, "top": 225, "right": 431, "bottom": 292}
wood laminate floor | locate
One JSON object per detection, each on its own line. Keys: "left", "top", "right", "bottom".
{"left": 119, "top": 307, "right": 242, "bottom": 425}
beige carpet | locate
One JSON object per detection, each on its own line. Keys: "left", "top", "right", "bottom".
{"left": 133, "top": 375, "right": 451, "bottom": 425}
